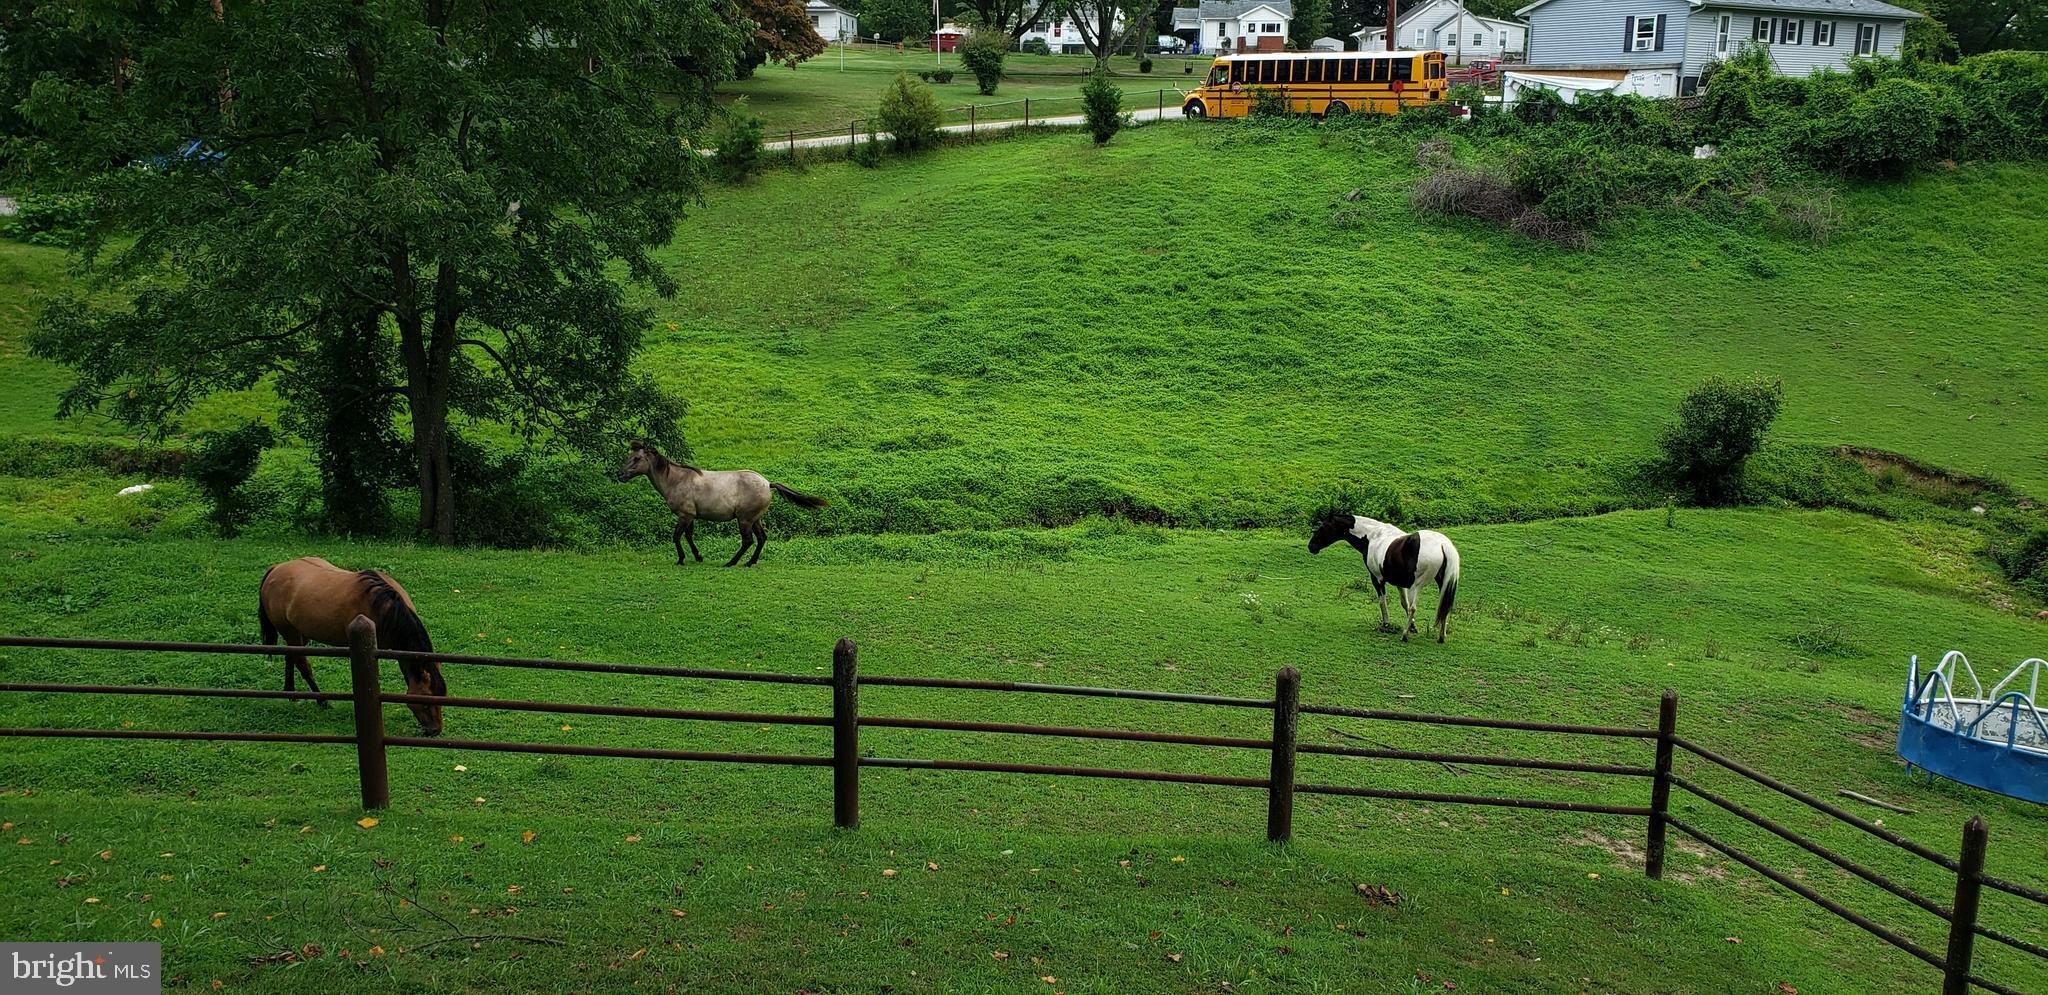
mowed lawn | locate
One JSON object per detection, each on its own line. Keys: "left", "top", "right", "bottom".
{"left": 2, "top": 509, "right": 2046, "bottom": 992}
{"left": 717, "top": 46, "right": 1202, "bottom": 136}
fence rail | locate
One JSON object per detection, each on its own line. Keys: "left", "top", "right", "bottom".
{"left": 1, "top": 624, "right": 2043, "bottom": 993}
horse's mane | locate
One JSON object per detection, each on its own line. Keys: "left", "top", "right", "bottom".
{"left": 357, "top": 571, "right": 433, "bottom": 655}
{"left": 641, "top": 444, "right": 700, "bottom": 474}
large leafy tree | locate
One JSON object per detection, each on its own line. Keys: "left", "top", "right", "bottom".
{"left": 15, "top": 0, "right": 744, "bottom": 544}
{"left": 737, "top": 0, "right": 829, "bottom": 78}
{"left": 1060, "top": 0, "right": 1155, "bottom": 69}
{"left": 1938, "top": 0, "right": 2048, "bottom": 53}
{"left": 960, "top": 0, "right": 1058, "bottom": 39}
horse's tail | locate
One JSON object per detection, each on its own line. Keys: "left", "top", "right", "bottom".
{"left": 1434, "top": 538, "right": 1460, "bottom": 636}
{"left": 770, "top": 481, "right": 828, "bottom": 511}
{"left": 258, "top": 565, "right": 279, "bottom": 645}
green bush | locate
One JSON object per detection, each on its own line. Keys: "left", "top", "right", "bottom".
{"left": 852, "top": 124, "right": 885, "bottom": 167}
{"left": 1022, "top": 38, "right": 1051, "bottom": 56}
{"left": 1658, "top": 376, "right": 1785, "bottom": 504}
{"left": 189, "top": 421, "right": 274, "bottom": 537}
{"left": 958, "top": 28, "right": 1008, "bottom": 95}
{"left": 1800, "top": 77, "right": 1956, "bottom": 177}
{"left": 4, "top": 192, "right": 93, "bottom": 247}
{"left": 1138, "top": 57, "right": 1154, "bottom": 73}
{"left": 879, "top": 73, "right": 943, "bottom": 152}
{"left": 917, "top": 68, "right": 955, "bottom": 84}
{"left": 712, "top": 98, "right": 765, "bottom": 182}
{"left": 1081, "top": 68, "right": 1125, "bottom": 145}
{"left": 1989, "top": 525, "right": 2048, "bottom": 597}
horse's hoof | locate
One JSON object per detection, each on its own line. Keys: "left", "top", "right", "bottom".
{"left": 421, "top": 728, "right": 443, "bottom": 738}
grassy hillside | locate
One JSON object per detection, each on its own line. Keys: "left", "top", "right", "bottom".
{"left": 642, "top": 124, "right": 2048, "bottom": 533}
{"left": 3, "top": 511, "right": 2046, "bottom": 993}
{"left": 4, "top": 120, "right": 2047, "bottom": 992}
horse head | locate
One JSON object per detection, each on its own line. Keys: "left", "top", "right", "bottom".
{"left": 1308, "top": 512, "right": 1354, "bottom": 554}
{"left": 615, "top": 441, "right": 657, "bottom": 482}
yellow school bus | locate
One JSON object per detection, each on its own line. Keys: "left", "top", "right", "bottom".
{"left": 1181, "top": 50, "right": 1448, "bottom": 119}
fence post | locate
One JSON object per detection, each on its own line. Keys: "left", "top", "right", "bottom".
{"left": 850, "top": 119, "right": 856, "bottom": 147}
{"left": 347, "top": 614, "right": 389, "bottom": 811}
{"left": 1157, "top": 88, "right": 1163, "bottom": 118}
{"left": 832, "top": 638, "right": 860, "bottom": 829}
{"left": 1266, "top": 666, "right": 1300, "bottom": 843}
{"left": 1942, "top": 815, "right": 1989, "bottom": 995}
{"left": 969, "top": 104, "right": 976, "bottom": 140}
{"left": 1645, "top": 689, "right": 1677, "bottom": 879}
{"left": 789, "top": 130, "right": 796, "bottom": 156}
{"left": 1024, "top": 98, "right": 1030, "bottom": 127}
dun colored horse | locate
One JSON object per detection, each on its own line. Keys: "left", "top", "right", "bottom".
{"left": 258, "top": 557, "right": 447, "bottom": 735}
{"left": 615, "top": 441, "right": 828, "bottom": 567}
{"left": 1309, "top": 513, "right": 1462, "bottom": 643}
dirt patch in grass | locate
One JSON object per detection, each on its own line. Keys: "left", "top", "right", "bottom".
{"left": 1565, "top": 828, "right": 1644, "bottom": 869}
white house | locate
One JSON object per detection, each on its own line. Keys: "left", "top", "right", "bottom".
{"left": 1510, "top": 0, "right": 1920, "bottom": 98}
{"left": 1171, "top": 1, "right": 1295, "bottom": 54}
{"left": 1355, "top": 0, "right": 1526, "bottom": 60}
{"left": 1018, "top": 7, "right": 1129, "bottom": 54}
{"left": 805, "top": 0, "right": 858, "bottom": 43}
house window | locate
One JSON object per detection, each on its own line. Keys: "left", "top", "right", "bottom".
{"left": 1856, "top": 22, "right": 1879, "bottom": 55}
{"left": 1415, "top": 28, "right": 1426, "bottom": 44}
{"left": 1266, "top": 22, "right": 1280, "bottom": 32}
{"left": 1716, "top": 13, "right": 1730, "bottom": 55}
{"left": 1473, "top": 32, "right": 1483, "bottom": 45}
{"left": 1630, "top": 14, "right": 1659, "bottom": 51}
{"left": 1781, "top": 19, "right": 1802, "bottom": 44}
{"left": 1754, "top": 17, "right": 1772, "bottom": 43}
{"left": 1500, "top": 31, "right": 1509, "bottom": 46}
{"left": 1816, "top": 21, "right": 1835, "bottom": 45}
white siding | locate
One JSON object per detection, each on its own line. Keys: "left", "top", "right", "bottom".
{"left": 1525, "top": 0, "right": 1690, "bottom": 67}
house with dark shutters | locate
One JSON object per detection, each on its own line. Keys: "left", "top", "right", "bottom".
{"left": 1504, "top": 0, "right": 1919, "bottom": 102}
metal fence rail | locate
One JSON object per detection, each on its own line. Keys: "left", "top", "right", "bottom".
{"left": 1, "top": 625, "right": 2044, "bottom": 993}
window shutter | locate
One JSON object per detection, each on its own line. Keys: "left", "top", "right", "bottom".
{"left": 1623, "top": 15, "right": 1635, "bottom": 53}
{"left": 1871, "top": 24, "right": 1881, "bottom": 53}
{"left": 1654, "top": 13, "right": 1666, "bottom": 51}
{"left": 1854, "top": 21, "right": 1865, "bottom": 53}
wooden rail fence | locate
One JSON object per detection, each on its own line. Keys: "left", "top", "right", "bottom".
{"left": 1, "top": 618, "right": 2044, "bottom": 993}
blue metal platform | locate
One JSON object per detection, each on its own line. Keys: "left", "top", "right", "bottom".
{"left": 1899, "top": 652, "right": 2048, "bottom": 805}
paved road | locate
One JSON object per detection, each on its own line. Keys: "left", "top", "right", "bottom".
{"left": 764, "top": 104, "right": 1184, "bottom": 152}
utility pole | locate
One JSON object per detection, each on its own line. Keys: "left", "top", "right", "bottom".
{"left": 1386, "top": 0, "right": 1399, "bottom": 51}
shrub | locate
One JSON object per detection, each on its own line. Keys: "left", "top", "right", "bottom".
{"left": 958, "top": 28, "right": 1008, "bottom": 95}
{"left": 189, "top": 421, "right": 274, "bottom": 537}
{"left": 712, "top": 98, "right": 765, "bottom": 182}
{"left": 1510, "top": 85, "right": 1567, "bottom": 125}
{"left": 1138, "top": 57, "right": 1154, "bottom": 73}
{"left": 1658, "top": 375, "right": 1785, "bottom": 504}
{"left": 1249, "top": 85, "right": 1290, "bottom": 117}
{"left": 4, "top": 192, "right": 93, "bottom": 247}
{"left": 1081, "top": 68, "right": 1125, "bottom": 145}
{"left": 1801, "top": 77, "right": 1955, "bottom": 177}
{"left": 1022, "top": 38, "right": 1051, "bottom": 56}
{"left": 1990, "top": 525, "right": 2048, "bottom": 597}
{"left": 1410, "top": 169, "right": 1523, "bottom": 225}
{"left": 879, "top": 73, "right": 943, "bottom": 152}
{"left": 852, "top": 124, "right": 885, "bottom": 167}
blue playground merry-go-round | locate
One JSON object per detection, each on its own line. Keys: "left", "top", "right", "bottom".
{"left": 1898, "top": 651, "right": 2048, "bottom": 804}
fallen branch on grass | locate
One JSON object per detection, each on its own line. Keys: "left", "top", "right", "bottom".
{"left": 1836, "top": 789, "right": 1915, "bottom": 815}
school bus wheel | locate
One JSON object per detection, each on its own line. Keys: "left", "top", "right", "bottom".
{"left": 1324, "top": 100, "right": 1349, "bottom": 118}
{"left": 1183, "top": 100, "right": 1207, "bottom": 119}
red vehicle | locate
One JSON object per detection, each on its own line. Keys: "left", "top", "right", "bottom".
{"left": 1446, "top": 58, "right": 1501, "bottom": 86}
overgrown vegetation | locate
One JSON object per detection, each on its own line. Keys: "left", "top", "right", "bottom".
{"left": 879, "top": 72, "right": 943, "bottom": 152}
{"left": 1403, "top": 48, "right": 2048, "bottom": 246}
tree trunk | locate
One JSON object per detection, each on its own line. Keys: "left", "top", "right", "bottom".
{"left": 395, "top": 297, "right": 457, "bottom": 546}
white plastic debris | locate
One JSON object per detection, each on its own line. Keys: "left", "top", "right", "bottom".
{"left": 117, "top": 483, "right": 154, "bottom": 497}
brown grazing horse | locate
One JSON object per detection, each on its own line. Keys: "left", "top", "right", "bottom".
{"left": 615, "top": 441, "right": 828, "bottom": 567}
{"left": 259, "top": 557, "right": 447, "bottom": 735}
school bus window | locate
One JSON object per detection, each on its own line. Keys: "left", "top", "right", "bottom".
{"left": 1211, "top": 64, "right": 1229, "bottom": 85}
{"left": 1392, "top": 58, "right": 1412, "bottom": 82}
{"left": 1263, "top": 60, "right": 1277, "bottom": 83}
{"left": 1229, "top": 61, "right": 1245, "bottom": 83}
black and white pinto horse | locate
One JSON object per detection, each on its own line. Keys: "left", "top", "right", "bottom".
{"left": 1309, "top": 514, "right": 1462, "bottom": 643}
